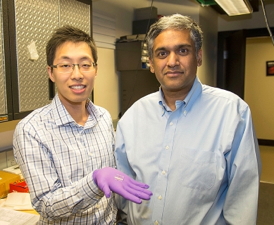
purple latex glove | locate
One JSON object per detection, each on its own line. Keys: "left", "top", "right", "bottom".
{"left": 93, "top": 167, "right": 153, "bottom": 204}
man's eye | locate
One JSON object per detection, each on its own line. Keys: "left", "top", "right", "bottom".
{"left": 179, "top": 48, "right": 189, "bottom": 55}
{"left": 157, "top": 51, "right": 167, "bottom": 58}
{"left": 81, "top": 64, "right": 91, "bottom": 68}
{"left": 59, "top": 64, "right": 71, "bottom": 68}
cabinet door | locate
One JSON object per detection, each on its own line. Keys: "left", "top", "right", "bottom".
{"left": 0, "top": 0, "right": 8, "bottom": 121}
{"left": 119, "top": 70, "right": 159, "bottom": 115}
{"left": 2, "top": 0, "right": 91, "bottom": 121}
{"left": 13, "top": 0, "right": 58, "bottom": 117}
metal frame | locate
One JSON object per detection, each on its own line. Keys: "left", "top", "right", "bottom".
{"left": 1, "top": 0, "right": 93, "bottom": 121}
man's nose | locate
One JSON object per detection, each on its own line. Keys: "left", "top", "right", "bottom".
{"left": 70, "top": 64, "right": 83, "bottom": 79}
{"left": 167, "top": 52, "right": 179, "bottom": 67}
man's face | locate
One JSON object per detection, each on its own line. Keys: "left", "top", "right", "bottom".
{"left": 149, "top": 29, "right": 202, "bottom": 97}
{"left": 47, "top": 41, "right": 97, "bottom": 108}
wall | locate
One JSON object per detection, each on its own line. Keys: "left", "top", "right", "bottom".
{"left": 94, "top": 48, "right": 120, "bottom": 119}
{"left": 245, "top": 37, "right": 274, "bottom": 183}
{"left": 245, "top": 37, "right": 274, "bottom": 140}
{"left": 259, "top": 146, "right": 274, "bottom": 183}
{"left": 0, "top": 120, "right": 19, "bottom": 151}
{"left": 198, "top": 6, "right": 218, "bottom": 85}
{"left": 0, "top": 120, "right": 20, "bottom": 170}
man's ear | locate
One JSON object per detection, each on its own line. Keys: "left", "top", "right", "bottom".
{"left": 149, "top": 59, "right": 155, "bottom": 73}
{"left": 47, "top": 66, "right": 55, "bottom": 82}
{"left": 94, "top": 65, "right": 98, "bottom": 77}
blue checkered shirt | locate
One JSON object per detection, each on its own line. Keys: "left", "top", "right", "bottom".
{"left": 13, "top": 94, "right": 117, "bottom": 224}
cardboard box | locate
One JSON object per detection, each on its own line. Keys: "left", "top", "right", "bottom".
{"left": 3, "top": 164, "right": 23, "bottom": 179}
{"left": 0, "top": 171, "right": 21, "bottom": 198}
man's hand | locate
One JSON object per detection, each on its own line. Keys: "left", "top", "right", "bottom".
{"left": 93, "top": 167, "right": 153, "bottom": 204}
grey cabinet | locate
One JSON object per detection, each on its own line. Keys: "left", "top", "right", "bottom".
{"left": 116, "top": 41, "right": 160, "bottom": 115}
{"left": 0, "top": 0, "right": 92, "bottom": 122}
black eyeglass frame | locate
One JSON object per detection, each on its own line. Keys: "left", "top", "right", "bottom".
{"left": 50, "top": 62, "right": 97, "bottom": 69}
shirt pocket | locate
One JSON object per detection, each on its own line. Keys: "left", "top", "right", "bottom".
{"left": 180, "top": 148, "right": 217, "bottom": 190}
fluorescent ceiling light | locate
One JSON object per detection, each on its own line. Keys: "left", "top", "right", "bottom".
{"left": 195, "top": 0, "right": 216, "bottom": 6}
{"left": 215, "top": 0, "right": 253, "bottom": 16}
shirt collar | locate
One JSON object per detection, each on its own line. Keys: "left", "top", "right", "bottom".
{"left": 184, "top": 77, "right": 202, "bottom": 109}
{"left": 52, "top": 94, "right": 102, "bottom": 127}
{"left": 158, "top": 77, "right": 202, "bottom": 115}
{"left": 85, "top": 99, "right": 104, "bottom": 128}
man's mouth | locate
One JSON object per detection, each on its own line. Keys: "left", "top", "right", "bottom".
{"left": 165, "top": 71, "right": 184, "bottom": 75}
{"left": 70, "top": 85, "right": 86, "bottom": 90}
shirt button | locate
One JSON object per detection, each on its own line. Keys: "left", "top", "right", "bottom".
{"left": 158, "top": 195, "right": 162, "bottom": 200}
{"left": 183, "top": 110, "right": 187, "bottom": 115}
{"left": 162, "top": 170, "right": 166, "bottom": 175}
{"left": 165, "top": 146, "right": 169, "bottom": 150}
{"left": 154, "top": 221, "right": 159, "bottom": 225}
{"left": 169, "top": 122, "right": 173, "bottom": 126}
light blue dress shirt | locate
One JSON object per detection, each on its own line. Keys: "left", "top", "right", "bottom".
{"left": 115, "top": 78, "right": 261, "bottom": 225}
{"left": 13, "top": 94, "right": 117, "bottom": 225}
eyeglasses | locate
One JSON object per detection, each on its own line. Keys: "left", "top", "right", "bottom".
{"left": 50, "top": 62, "right": 97, "bottom": 73}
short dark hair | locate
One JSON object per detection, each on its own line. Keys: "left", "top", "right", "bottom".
{"left": 46, "top": 25, "right": 98, "bottom": 66}
{"left": 146, "top": 14, "right": 203, "bottom": 59}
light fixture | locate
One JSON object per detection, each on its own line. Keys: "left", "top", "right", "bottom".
{"left": 195, "top": 0, "right": 216, "bottom": 6}
{"left": 214, "top": 0, "right": 253, "bottom": 16}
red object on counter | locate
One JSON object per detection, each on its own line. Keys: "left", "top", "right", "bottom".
{"left": 9, "top": 180, "right": 29, "bottom": 193}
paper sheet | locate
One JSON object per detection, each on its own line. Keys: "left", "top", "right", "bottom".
{"left": 0, "top": 207, "right": 39, "bottom": 225}
{"left": 4, "top": 192, "right": 33, "bottom": 210}
{"left": 27, "top": 41, "right": 39, "bottom": 61}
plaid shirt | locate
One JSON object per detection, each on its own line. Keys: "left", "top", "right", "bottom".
{"left": 13, "top": 94, "right": 117, "bottom": 224}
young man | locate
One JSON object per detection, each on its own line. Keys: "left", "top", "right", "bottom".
{"left": 13, "top": 25, "right": 152, "bottom": 224}
{"left": 115, "top": 14, "right": 261, "bottom": 225}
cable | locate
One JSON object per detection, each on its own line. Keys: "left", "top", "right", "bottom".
{"left": 144, "top": 0, "right": 155, "bottom": 39}
{"left": 260, "top": 0, "right": 274, "bottom": 45}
